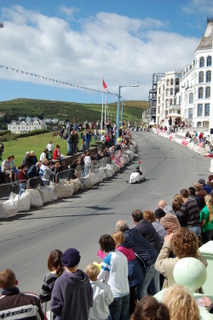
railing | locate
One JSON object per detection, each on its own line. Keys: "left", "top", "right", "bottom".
{"left": 0, "top": 156, "right": 112, "bottom": 199}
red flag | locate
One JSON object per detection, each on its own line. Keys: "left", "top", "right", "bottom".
{"left": 103, "top": 79, "right": 107, "bottom": 89}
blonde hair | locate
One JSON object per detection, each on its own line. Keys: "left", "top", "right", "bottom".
{"left": 85, "top": 263, "right": 100, "bottom": 280}
{"left": 112, "top": 231, "right": 125, "bottom": 246}
{"left": 162, "top": 284, "right": 200, "bottom": 320}
{"left": 204, "top": 194, "right": 213, "bottom": 222}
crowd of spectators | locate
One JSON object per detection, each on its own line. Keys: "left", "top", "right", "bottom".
{"left": 1, "top": 178, "right": 213, "bottom": 319}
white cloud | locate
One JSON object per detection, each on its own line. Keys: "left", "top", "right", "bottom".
{"left": 181, "top": 0, "right": 213, "bottom": 15}
{"left": 0, "top": 5, "right": 200, "bottom": 101}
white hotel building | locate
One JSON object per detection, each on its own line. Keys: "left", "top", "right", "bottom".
{"left": 154, "top": 18, "right": 213, "bottom": 130}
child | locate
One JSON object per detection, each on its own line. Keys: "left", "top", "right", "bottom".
{"left": 39, "top": 249, "right": 64, "bottom": 303}
{"left": 85, "top": 263, "right": 114, "bottom": 320}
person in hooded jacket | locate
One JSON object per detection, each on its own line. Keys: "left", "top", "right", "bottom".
{"left": 50, "top": 247, "right": 93, "bottom": 320}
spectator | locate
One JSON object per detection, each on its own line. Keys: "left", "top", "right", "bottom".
{"left": 46, "top": 140, "right": 54, "bottom": 159}
{"left": 85, "top": 263, "right": 114, "bottom": 320}
{"left": 0, "top": 139, "right": 4, "bottom": 161}
{"left": 1, "top": 155, "right": 13, "bottom": 183}
{"left": 79, "top": 141, "right": 86, "bottom": 153}
{"left": 130, "top": 295, "right": 170, "bottom": 320}
{"left": 52, "top": 145, "right": 65, "bottom": 168}
{"left": 0, "top": 268, "right": 45, "bottom": 319}
{"left": 188, "top": 186, "right": 201, "bottom": 208}
{"left": 112, "top": 231, "right": 143, "bottom": 314}
{"left": 51, "top": 247, "right": 93, "bottom": 320}
{"left": 39, "top": 159, "right": 56, "bottom": 185}
{"left": 155, "top": 228, "right": 207, "bottom": 289}
{"left": 158, "top": 200, "right": 175, "bottom": 215}
{"left": 98, "top": 234, "right": 130, "bottom": 320}
{"left": 27, "top": 162, "right": 41, "bottom": 188}
{"left": 200, "top": 194, "right": 213, "bottom": 244}
{"left": 21, "top": 151, "right": 31, "bottom": 169}
{"left": 18, "top": 164, "right": 28, "bottom": 196}
{"left": 83, "top": 130, "right": 91, "bottom": 150}
{"left": 74, "top": 130, "right": 79, "bottom": 154}
{"left": 177, "top": 189, "right": 201, "bottom": 236}
{"left": 82, "top": 151, "right": 91, "bottom": 176}
{"left": 155, "top": 208, "right": 180, "bottom": 235}
{"left": 40, "top": 148, "right": 48, "bottom": 162}
{"left": 162, "top": 284, "right": 200, "bottom": 320}
{"left": 10, "top": 155, "right": 19, "bottom": 181}
{"left": 193, "top": 182, "right": 207, "bottom": 210}
{"left": 39, "top": 249, "right": 64, "bottom": 303}
{"left": 172, "top": 194, "right": 183, "bottom": 215}
{"left": 115, "top": 220, "right": 158, "bottom": 300}
{"left": 142, "top": 210, "right": 167, "bottom": 244}
{"left": 198, "top": 178, "right": 212, "bottom": 194}
{"left": 29, "top": 151, "right": 38, "bottom": 166}
{"left": 68, "top": 130, "right": 75, "bottom": 155}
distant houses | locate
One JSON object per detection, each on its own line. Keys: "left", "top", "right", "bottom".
{"left": 7, "top": 117, "right": 47, "bottom": 134}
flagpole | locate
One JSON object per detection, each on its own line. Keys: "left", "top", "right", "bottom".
{"left": 104, "top": 92, "right": 106, "bottom": 130}
{"left": 101, "top": 91, "right": 104, "bottom": 132}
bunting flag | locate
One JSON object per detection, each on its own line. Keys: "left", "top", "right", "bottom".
{"left": 103, "top": 79, "right": 107, "bottom": 90}
{"left": 0, "top": 64, "right": 117, "bottom": 97}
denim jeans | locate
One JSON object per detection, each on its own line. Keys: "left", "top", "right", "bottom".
{"left": 19, "top": 182, "right": 27, "bottom": 196}
{"left": 108, "top": 293, "right": 130, "bottom": 320}
{"left": 188, "top": 226, "right": 201, "bottom": 237}
{"left": 148, "top": 270, "right": 160, "bottom": 295}
{"left": 136, "top": 264, "right": 157, "bottom": 300}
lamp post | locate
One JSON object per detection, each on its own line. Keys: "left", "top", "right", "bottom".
{"left": 116, "top": 84, "right": 139, "bottom": 141}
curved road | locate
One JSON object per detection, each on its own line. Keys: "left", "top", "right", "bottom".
{"left": 0, "top": 131, "right": 211, "bottom": 294}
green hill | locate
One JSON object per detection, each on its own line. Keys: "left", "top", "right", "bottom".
{"left": 0, "top": 98, "right": 148, "bottom": 126}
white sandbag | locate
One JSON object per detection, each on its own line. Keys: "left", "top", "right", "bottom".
{"left": 111, "top": 161, "right": 120, "bottom": 173}
{"left": 51, "top": 182, "right": 74, "bottom": 199}
{"left": 209, "top": 159, "right": 213, "bottom": 173}
{"left": 126, "top": 150, "right": 134, "bottom": 160}
{"left": 2, "top": 195, "right": 18, "bottom": 218}
{"left": 187, "top": 142, "right": 194, "bottom": 150}
{"left": 104, "top": 164, "right": 115, "bottom": 178}
{"left": 27, "top": 189, "right": 43, "bottom": 207}
{"left": 17, "top": 190, "right": 31, "bottom": 212}
{"left": 38, "top": 186, "right": 58, "bottom": 204}
{"left": 71, "top": 178, "right": 81, "bottom": 193}
{"left": 90, "top": 173, "right": 101, "bottom": 185}
{"left": 80, "top": 176, "right": 93, "bottom": 189}
{"left": 205, "top": 144, "right": 211, "bottom": 153}
{"left": 0, "top": 202, "right": 3, "bottom": 218}
{"left": 123, "top": 155, "right": 129, "bottom": 163}
{"left": 105, "top": 163, "right": 115, "bottom": 175}
{"left": 97, "top": 167, "right": 107, "bottom": 180}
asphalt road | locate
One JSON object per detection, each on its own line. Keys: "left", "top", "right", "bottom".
{"left": 0, "top": 131, "right": 211, "bottom": 295}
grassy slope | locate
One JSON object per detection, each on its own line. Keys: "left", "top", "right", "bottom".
{"left": 0, "top": 98, "right": 148, "bottom": 166}
{"left": 0, "top": 98, "right": 148, "bottom": 123}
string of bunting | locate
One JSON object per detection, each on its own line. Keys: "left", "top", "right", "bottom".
{"left": 0, "top": 64, "right": 118, "bottom": 97}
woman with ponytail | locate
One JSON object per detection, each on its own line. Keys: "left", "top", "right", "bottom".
{"left": 200, "top": 195, "right": 213, "bottom": 244}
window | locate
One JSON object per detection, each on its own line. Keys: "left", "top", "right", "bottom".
{"left": 205, "top": 103, "right": 210, "bottom": 116}
{"left": 189, "top": 93, "right": 193, "bottom": 104}
{"left": 206, "top": 70, "right": 211, "bottom": 82}
{"left": 207, "top": 56, "right": 212, "bottom": 66}
{"left": 171, "top": 79, "right": 173, "bottom": 85}
{"left": 198, "top": 87, "right": 203, "bottom": 99}
{"left": 197, "top": 122, "right": 202, "bottom": 127}
{"left": 170, "top": 88, "right": 173, "bottom": 95}
{"left": 200, "top": 57, "right": 205, "bottom": 67}
{"left": 167, "top": 79, "right": 169, "bottom": 86}
{"left": 206, "top": 87, "right": 211, "bottom": 99}
{"left": 166, "top": 89, "right": 169, "bottom": 96}
{"left": 175, "top": 78, "right": 179, "bottom": 85}
{"left": 199, "top": 71, "right": 204, "bottom": 83}
{"left": 188, "top": 108, "right": 193, "bottom": 118}
{"left": 197, "top": 104, "right": 203, "bottom": 117}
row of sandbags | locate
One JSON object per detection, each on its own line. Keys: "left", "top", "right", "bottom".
{"left": 153, "top": 129, "right": 211, "bottom": 156}
{"left": 0, "top": 144, "right": 136, "bottom": 219}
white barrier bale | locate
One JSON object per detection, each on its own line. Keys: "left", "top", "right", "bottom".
{"left": 209, "top": 159, "right": 213, "bottom": 173}
{"left": 104, "top": 165, "right": 114, "bottom": 178}
{"left": 97, "top": 167, "right": 107, "bottom": 180}
{"left": 90, "top": 173, "right": 101, "bottom": 185}
{"left": 2, "top": 195, "right": 18, "bottom": 218}
{"left": 71, "top": 179, "right": 81, "bottom": 193}
{"left": 80, "top": 176, "right": 93, "bottom": 189}
{"left": 17, "top": 190, "right": 31, "bottom": 212}
{"left": 51, "top": 182, "right": 74, "bottom": 199}
{"left": 38, "top": 186, "right": 58, "bottom": 204}
{"left": 126, "top": 150, "right": 134, "bottom": 160}
{"left": 28, "top": 189, "right": 43, "bottom": 207}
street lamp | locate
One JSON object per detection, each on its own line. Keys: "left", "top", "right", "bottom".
{"left": 116, "top": 84, "right": 139, "bottom": 141}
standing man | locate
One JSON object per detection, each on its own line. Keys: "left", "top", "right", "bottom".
{"left": 51, "top": 247, "right": 93, "bottom": 320}
{"left": 0, "top": 268, "right": 45, "bottom": 319}
{"left": 177, "top": 188, "right": 201, "bottom": 236}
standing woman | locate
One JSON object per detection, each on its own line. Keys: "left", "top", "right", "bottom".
{"left": 200, "top": 194, "right": 213, "bottom": 244}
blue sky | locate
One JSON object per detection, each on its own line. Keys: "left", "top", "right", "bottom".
{"left": 0, "top": 0, "right": 212, "bottom": 104}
